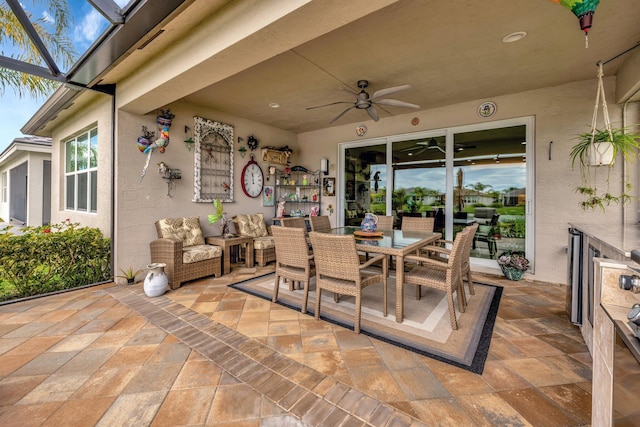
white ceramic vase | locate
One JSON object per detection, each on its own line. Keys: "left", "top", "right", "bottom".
{"left": 144, "top": 263, "right": 168, "bottom": 297}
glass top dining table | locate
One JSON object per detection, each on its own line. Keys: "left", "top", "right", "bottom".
{"left": 317, "top": 226, "right": 441, "bottom": 323}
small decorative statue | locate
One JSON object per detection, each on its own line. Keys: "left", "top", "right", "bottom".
{"left": 276, "top": 199, "right": 286, "bottom": 217}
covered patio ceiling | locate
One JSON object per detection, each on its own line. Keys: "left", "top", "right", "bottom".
{"left": 12, "top": 0, "right": 640, "bottom": 137}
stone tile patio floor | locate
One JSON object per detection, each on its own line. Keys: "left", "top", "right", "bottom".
{"left": 0, "top": 264, "right": 593, "bottom": 426}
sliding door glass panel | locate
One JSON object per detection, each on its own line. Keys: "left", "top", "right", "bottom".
{"left": 452, "top": 125, "right": 527, "bottom": 260}
{"left": 344, "top": 144, "right": 387, "bottom": 226}
{"left": 392, "top": 135, "right": 446, "bottom": 232}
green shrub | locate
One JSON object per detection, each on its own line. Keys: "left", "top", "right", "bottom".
{"left": 0, "top": 220, "right": 111, "bottom": 302}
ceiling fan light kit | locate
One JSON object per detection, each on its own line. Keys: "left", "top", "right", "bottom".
{"left": 307, "top": 79, "right": 420, "bottom": 124}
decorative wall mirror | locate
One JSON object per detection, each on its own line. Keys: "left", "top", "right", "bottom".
{"left": 193, "top": 116, "right": 234, "bottom": 202}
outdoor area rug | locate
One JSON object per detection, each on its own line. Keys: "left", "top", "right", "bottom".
{"left": 230, "top": 273, "right": 502, "bottom": 374}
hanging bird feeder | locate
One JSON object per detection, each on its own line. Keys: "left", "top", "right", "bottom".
{"left": 550, "top": 0, "right": 600, "bottom": 48}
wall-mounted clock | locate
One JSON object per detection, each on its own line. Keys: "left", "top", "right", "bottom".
{"left": 240, "top": 155, "right": 264, "bottom": 198}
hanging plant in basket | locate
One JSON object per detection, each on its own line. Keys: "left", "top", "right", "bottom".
{"left": 496, "top": 250, "right": 529, "bottom": 281}
{"left": 569, "top": 63, "right": 640, "bottom": 211}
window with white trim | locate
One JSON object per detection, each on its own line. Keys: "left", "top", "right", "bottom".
{"left": 1, "top": 171, "right": 7, "bottom": 203}
{"left": 65, "top": 128, "right": 98, "bottom": 212}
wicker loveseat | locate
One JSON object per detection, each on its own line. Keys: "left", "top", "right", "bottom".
{"left": 150, "top": 217, "right": 222, "bottom": 289}
{"left": 233, "top": 213, "right": 276, "bottom": 267}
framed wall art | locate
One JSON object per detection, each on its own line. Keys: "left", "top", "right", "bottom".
{"left": 263, "top": 185, "right": 274, "bottom": 207}
{"left": 323, "top": 177, "right": 335, "bottom": 197}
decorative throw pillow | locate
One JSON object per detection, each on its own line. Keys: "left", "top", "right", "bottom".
{"left": 183, "top": 217, "right": 205, "bottom": 247}
{"left": 157, "top": 218, "right": 187, "bottom": 242}
{"left": 235, "top": 213, "right": 268, "bottom": 238}
{"left": 158, "top": 217, "right": 204, "bottom": 247}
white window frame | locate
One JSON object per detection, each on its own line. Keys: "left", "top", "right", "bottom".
{"left": 64, "top": 127, "right": 98, "bottom": 213}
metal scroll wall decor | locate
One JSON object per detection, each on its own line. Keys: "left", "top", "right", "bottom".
{"left": 193, "top": 116, "right": 234, "bottom": 203}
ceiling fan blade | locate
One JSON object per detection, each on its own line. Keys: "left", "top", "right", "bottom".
{"left": 374, "top": 99, "right": 420, "bottom": 109}
{"left": 366, "top": 106, "right": 379, "bottom": 122}
{"left": 330, "top": 106, "right": 355, "bottom": 124}
{"left": 371, "top": 84, "right": 411, "bottom": 100}
{"left": 306, "top": 101, "right": 352, "bottom": 110}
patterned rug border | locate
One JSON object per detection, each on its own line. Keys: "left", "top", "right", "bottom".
{"left": 230, "top": 273, "right": 502, "bottom": 374}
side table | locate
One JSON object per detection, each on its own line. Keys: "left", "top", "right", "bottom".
{"left": 205, "top": 235, "right": 254, "bottom": 275}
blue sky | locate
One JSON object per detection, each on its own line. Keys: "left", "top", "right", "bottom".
{"left": 373, "top": 163, "right": 526, "bottom": 193}
{"left": 0, "top": 0, "right": 122, "bottom": 153}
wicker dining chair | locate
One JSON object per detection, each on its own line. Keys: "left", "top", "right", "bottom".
{"left": 309, "top": 215, "right": 331, "bottom": 232}
{"left": 401, "top": 216, "right": 435, "bottom": 232}
{"left": 280, "top": 217, "right": 307, "bottom": 230}
{"left": 271, "top": 226, "right": 315, "bottom": 313}
{"left": 403, "top": 229, "right": 469, "bottom": 329}
{"left": 309, "top": 231, "right": 388, "bottom": 333}
{"left": 375, "top": 215, "right": 394, "bottom": 230}
{"left": 426, "top": 223, "right": 478, "bottom": 309}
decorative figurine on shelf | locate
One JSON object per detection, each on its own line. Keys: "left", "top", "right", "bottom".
{"left": 310, "top": 206, "right": 319, "bottom": 217}
{"left": 302, "top": 174, "right": 309, "bottom": 185}
{"left": 312, "top": 189, "right": 318, "bottom": 202}
{"left": 276, "top": 199, "right": 286, "bottom": 217}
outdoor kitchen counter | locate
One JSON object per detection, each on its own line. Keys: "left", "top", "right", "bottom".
{"left": 592, "top": 259, "right": 640, "bottom": 427}
{"left": 568, "top": 222, "right": 640, "bottom": 258}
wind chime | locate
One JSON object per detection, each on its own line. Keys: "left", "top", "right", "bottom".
{"left": 138, "top": 109, "right": 175, "bottom": 181}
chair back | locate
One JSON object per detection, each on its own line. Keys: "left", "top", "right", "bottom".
{"left": 446, "top": 229, "right": 469, "bottom": 281}
{"left": 375, "top": 215, "right": 394, "bottom": 230}
{"left": 280, "top": 217, "right": 307, "bottom": 230}
{"left": 462, "top": 223, "right": 478, "bottom": 265}
{"left": 309, "top": 216, "right": 331, "bottom": 232}
{"left": 401, "top": 217, "right": 434, "bottom": 232}
{"left": 309, "top": 232, "right": 360, "bottom": 282}
{"left": 271, "top": 226, "right": 310, "bottom": 269}
{"left": 489, "top": 213, "right": 500, "bottom": 226}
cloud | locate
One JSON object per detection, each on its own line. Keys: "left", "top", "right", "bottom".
{"left": 42, "top": 11, "right": 54, "bottom": 24}
{"left": 74, "top": 9, "right": 103, "bottom": 46}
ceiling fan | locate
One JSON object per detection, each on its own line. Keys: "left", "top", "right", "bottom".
{"left": 403, "top": 138, "right": 477, "bottom": 156}
{"left": 306, "top": 80, "right": 420, "bottom": 124}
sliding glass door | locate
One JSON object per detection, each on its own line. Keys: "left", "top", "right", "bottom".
{"left": 338, "top": 117, "right": 534, "bottom": 268}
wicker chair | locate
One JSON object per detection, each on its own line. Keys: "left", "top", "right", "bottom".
{"left": 401, "top": 216, "right": 435, "bottom": 232}
{"left": 309, "top": 231, "right": 388, "bottom": 333}
{"left": 375, "top": 215, "right": 395, "bottom": 230}
{"left": 233, "top": 213, "right": 276, "bottom": 267}
{"left": 150, "top": 217, "right": 222, "bottom": 289}
{"left": 403, "top": 229, "right": 469, "bottom": 329}
{"left": 271, "top": 226, "right": 315, "bottom": 313}
{"left": 309, "top": 215, "right": 331, "bottom": 232}
{"left": 427, "top": 223, "right": 479, "bottom": 304}
{"left": 280, "top": 217, "right": 307, "bottom": 230}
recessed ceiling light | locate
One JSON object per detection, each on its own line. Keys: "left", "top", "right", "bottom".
{"left": 502, "top": 31, "right": 527, "bottom": 43}
{"left": 268, "top": 102, "right": 280, "bottom": 108}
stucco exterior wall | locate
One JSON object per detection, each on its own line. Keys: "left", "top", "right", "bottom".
{"left": 297, "top": 76, "right": 639, "bottom": 285}
{"left": 0, "top": 150, "right": 50, "bottom": 225}
{"left": 49, "top": 93, "right": 113, "bottom": 237}
{"left": 113, "top": 101, "right": 299, "bottom": 275}
{"left": 25, "top": 151, "right": 50, "bottom": 226}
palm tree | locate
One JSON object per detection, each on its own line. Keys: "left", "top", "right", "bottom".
{"left": 0, "top": 0, "right": 75, "bottom": 98}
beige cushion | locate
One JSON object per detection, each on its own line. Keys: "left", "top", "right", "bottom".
{"left": 253, "top": 236, "right": 275, "bottom": 249}
{"left": 157, "top": 217, "right": 205, "bottom": 247}
{"left": 235, "top": 213, "right": 268, "bottom": 238}
{"left": 183, "top": 244, "right": 222, "bottom": 264}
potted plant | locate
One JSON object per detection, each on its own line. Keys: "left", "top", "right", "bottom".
{"left": 496, "top": 250, "right": 529, "bottom": 281}
{"left": 116, "top": 266, "right": 143, "bottom": 284}
{"left": 569, "top": 127, "right": 640, "bottom": 210}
